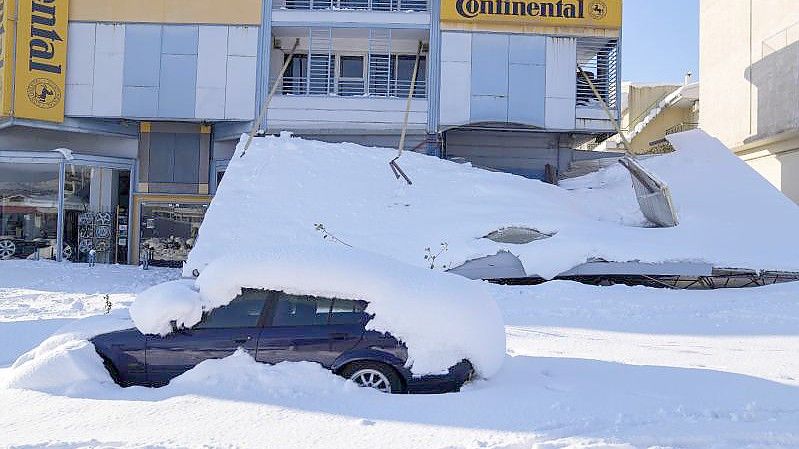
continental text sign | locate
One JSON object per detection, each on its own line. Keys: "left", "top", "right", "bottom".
{"left": 14, "top": 0, "right": 68, "bottom": 122}
{"left": 0, "top": 0, "right": 15, "bottom": 116}
{"left": 441, "top": 0, "right": 622, "bottom": 32}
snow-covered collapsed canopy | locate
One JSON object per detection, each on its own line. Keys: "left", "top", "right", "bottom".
{"left": 185, "top": 130, "right": 799, "bottom": 279}
{"left": 132, "top": 246, "right": 506, "bottom": 377}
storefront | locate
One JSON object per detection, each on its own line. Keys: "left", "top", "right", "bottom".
{"left": 0, "top": 151, "right": 135, "bottom": 263}
{"left": 132, "top": 194, "right": 211, "bottom": 268}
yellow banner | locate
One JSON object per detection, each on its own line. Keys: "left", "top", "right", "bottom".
{"left": 0, "top": 0, "right": 15, "bottom": 117}
{"left": 14, "top": 0, "right": 68, "bottom": 123}
{"left": 441, "top": 0, "right": 622, "bottom": 32}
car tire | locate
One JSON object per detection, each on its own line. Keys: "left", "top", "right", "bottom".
{"left": 340, "top": 361, "right": 404, "bottom": 394}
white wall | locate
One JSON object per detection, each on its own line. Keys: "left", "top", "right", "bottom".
{"left": 267, "top": 96, "right": 427, "bottom": 132}
{"left": 700, "top": 0, "right": 799, "bottom": 148}
{"left": 544, "top": 37, "right": 576, "bottom": 129}
{"left": 439, "top": 32, "right": 471, "bottom": 127}
{"left": 65, "top": 22, "right": 257, "bottom": 121}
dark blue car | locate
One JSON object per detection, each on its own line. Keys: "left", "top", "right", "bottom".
{"left": 92, "top": 288, "right": 474, "bottom": 394}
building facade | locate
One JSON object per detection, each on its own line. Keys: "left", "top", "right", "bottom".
{"left": 0, "top": 0, "right": 622, "bottom": 266}
{"left": 700, "top": 0, "right": 799, "bottom": 203}
{"left": 589, "top": 80, "right": 699, "bottom": 155}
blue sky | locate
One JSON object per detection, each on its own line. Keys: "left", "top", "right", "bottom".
{"left": 621, "top": 0, "right": 699, "bottom": 83}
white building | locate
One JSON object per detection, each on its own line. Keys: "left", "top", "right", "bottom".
{"left": 700, "top": 0, "right": 799, "bottom": 203}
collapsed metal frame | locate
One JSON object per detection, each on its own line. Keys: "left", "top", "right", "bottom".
{"left": 490, "top": 270, "right": 799, "bottom": 290}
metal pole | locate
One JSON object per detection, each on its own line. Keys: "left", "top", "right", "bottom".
{"left": 56, "top": 160, "right": 65, "bottom": 262}
{"left": 397, "top": 41, "right": 423, "bottom": 159}
{"left": 577, "top": 64, "right": 632, "bottom": 156}
{"left": 389, "top": 41, "right": 422, "bottom": 185}
{"left": 240, "top": 38, "right": 301, "bottom": 158}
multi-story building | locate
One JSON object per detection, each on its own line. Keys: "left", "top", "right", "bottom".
{"left": 0, "top": 0, "right": 622, "bottom": 266}
{"left": 700, "top": 0, "right": 799, "bottom": 204}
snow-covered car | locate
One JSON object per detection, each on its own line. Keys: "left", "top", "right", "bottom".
{"left": 92, "top": 288, "right": 475, "bottom": 394}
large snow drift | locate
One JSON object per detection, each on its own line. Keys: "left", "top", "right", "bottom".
{"left": 184, "top": 130, "right": 799, "bottom": 279}
{"left": 132, "top": 246, "right": 506, "bottom": 377}
{"left": 4, "top": 311, "right": 134, "bottom": 394}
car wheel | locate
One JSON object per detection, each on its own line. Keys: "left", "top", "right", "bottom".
{"left": 341, "top": 361, "right": 404, "bottom": 394}
{"left": 62, "top": 244, "right": 73, "bottom": 261}
{"left": 0, "top": 240, "right": 16, "bottom": 259}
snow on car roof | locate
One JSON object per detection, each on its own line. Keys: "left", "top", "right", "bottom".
{"left": 184, "top": 129, "right": 799, "bottom": 280}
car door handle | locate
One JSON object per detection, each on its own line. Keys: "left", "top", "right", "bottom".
{"left": 330, "top": 332, "right": 350, "bottom": 340}
{"left": 233, "top": 336, "right": 252, "bottom": 344}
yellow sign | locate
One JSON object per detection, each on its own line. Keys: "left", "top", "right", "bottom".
{"left": 441, "top": 0, "right": 621, "bottom": 32}
{"left": 14, "top": 0, "right": 68, "bottom": 122}
{"left": 0, "top": 0, "right": 15, "bottom": 117}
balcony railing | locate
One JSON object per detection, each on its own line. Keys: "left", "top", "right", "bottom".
{"left": 278, "top": 76, "right": 426, "bottom": 98}
{"left": 665, "top": 122, "right": 699, "bottom": 136}
{"left": 276, "top": 0, "right": 428, "bottom": 12}
{"left": 576, "top": 37, "right": 619, "bottom": 111}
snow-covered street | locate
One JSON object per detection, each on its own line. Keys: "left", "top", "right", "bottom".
{"left": 2, "top": 261, "right": 798, "bottom": 449}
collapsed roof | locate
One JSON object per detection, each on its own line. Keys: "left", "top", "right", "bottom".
{"left": 184, "top": 129, "right": 799, "bottom": 280}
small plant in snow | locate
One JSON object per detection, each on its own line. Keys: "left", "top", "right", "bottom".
{"left": 424, "top": 243, "right": 449, "bottom": 270}
{"left": 104, "top": 294, "right": 112, "bottom": 314}
{"left": 314, "top": 223, "right": 352, "bottom": 248}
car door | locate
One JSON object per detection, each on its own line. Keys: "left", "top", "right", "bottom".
{"left": 256, "top": 292, "right": 344, "bottom": 367}
{"left": 145, "top": 289, "right": 269, "bottom": 386}
{"left": 327, "top": 298, "right": 369, "bottom": 355}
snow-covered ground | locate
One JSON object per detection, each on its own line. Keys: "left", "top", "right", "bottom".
{"left": 2, "top": 261, "right": 799, "bottom": 448}
{"left": 0, "top": 260, "right": 178, "bottom": 367}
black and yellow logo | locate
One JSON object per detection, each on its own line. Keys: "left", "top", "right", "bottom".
{"left": 26, "top": 78, "right": 61, "bottom": 109}
{"left": 588, "top": 0, "right": 607, "bottom": 19}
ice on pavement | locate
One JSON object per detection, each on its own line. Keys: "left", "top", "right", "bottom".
{"left": 132, "top": 246, "right": 507, "bottom": 377}
{"left": 184, "top": 129, "right": 799, "bottom": 280}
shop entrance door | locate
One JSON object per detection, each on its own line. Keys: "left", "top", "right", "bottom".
{"left": 139, "top": 201, "right": 208, "bottom": 268}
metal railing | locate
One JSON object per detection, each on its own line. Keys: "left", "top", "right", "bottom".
{"left": 664, "top": 122, "right": 698, "bottom": 136}
{"left": 624, "top": 91, "right": 671, "bottom": 133}
{"left": 763, "top": 19, "right": 799, "bottom": 57}
{"left": 276, "top": 0, "right": 428, "bottom": 11}
{"left": 277, "top": 75, "right": 426, "bottom": 98}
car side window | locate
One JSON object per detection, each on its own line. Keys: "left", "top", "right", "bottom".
{"left": 329, "top": 299, "right": 368, "bottom": 325}
{"left": 193, "top": 289, "right": 268, "bottom": 329}
{"left": 271, "top": 292, "right": 333, "bottom": 326}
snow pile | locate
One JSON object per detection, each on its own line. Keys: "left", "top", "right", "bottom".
{"left": 129, "top": 279, "right": 202, "bottom": 335}
{"left": 164, "top": 349, "right": 360, "bottom": 400}
{"left": 561, "top": 130, "right": 799, "bottom": 271}
{"left": 4, "top": 311, "right": 133, "bottom": 394}
{"left": 184, "top": 130, "right": 799, "bottom": 280}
